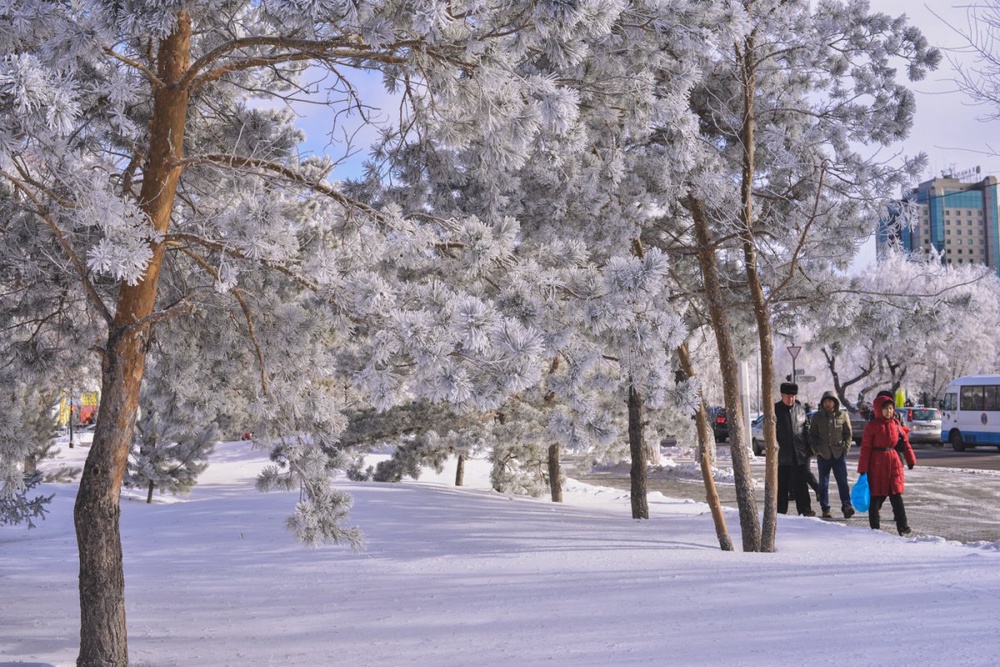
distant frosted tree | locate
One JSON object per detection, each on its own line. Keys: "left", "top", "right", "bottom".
{"left": 125, "top": 386, "right": 218, "bottom": 504}
{"left": 810, "top": 250, "right": 1000, "bottom": 404}
{"left": 339, "top": 401, "right": 489, "bottom": 485}
{"left": 0, "top": 471, "right": 51, "bottom": 529}
{"left": 0, "top": 381, "right": 58, "bottom": 527}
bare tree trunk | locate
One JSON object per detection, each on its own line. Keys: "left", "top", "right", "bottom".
{"left": 75, "top": 322, "right": 152, "bottom": 666}
{"left": 547, "top": 444, "right": 563, "bottom": 502}
{"left": 744, "top": 265, "right": 779, "bottom": 553}
{"left": 146, "top": 481, "right": 155, "bottom": 505}
{"left": 677, "top": 342, "right": 733, "bottom": 551}
{"left": 74, "top": 15, "right": 192, "bottom": 666}
{"left": 732, "top": 24, "right": 779, "bottom": 552}
{"left": 455, "top": 452, "right": 465, "bottom": 487}
{"left": 688, "top": 194, "right": 761, "bottom": 551}
{"left": 822, "top": 346, "right": 874, "bottom": 409}
{"left": 627, "top": 385, "right": 649, "bottom": 520}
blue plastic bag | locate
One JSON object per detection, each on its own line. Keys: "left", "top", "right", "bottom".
{"left": 851, "top": 473, "right": 870, "bottom": 513}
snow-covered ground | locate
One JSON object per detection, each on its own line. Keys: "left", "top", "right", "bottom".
{"left": 2, "top": 438, "right": 1000, "bottom": 667}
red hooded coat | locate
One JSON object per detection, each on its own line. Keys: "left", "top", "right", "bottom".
{"left": 858, "top": 395, "right": 917, "bottom": 496}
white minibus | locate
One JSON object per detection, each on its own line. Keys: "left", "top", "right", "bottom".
{"left": 940, "top": 375, "right": 1000, "bottom": 452}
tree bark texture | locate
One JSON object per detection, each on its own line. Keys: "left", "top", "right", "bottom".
{"left": 627, "top": 385, "right": 649, "bottom": 520}
{"left": 547, "top": 444, "right": 563, "bottom": 503}
{"left": 74, "top": 14, "right": 192, "bottom": 666}
{"left": 455, "top": 452, "right": 465, "bottom": 487}
{"left": 688, "top": 194, "right": 761, "bottom": 551}
{"left": 677, "top": 343, "right": 733, "bottom": 551}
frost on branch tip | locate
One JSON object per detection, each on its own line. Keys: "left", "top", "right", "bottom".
{"left": 0, "top": 54, "right": 80, "bottom": 138}
{"left": 79, "top": 184, "right": 155, "bottom": 285}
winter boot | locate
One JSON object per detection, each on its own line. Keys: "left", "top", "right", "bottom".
{"left": 821, "top": 509, "right": 833, "bottom": 519}
{"left": 842, "top": 506, "right": 855, "bottom": 519}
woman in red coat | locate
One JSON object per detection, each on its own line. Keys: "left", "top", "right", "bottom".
{"left": 858, "top": 394, "right": 917, "bottom": 535}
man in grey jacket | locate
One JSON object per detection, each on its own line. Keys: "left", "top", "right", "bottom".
{"left": 809, "top": 390, "right": 855, "bottom": 519}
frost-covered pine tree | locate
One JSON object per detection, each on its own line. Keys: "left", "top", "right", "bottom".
{"left": 0, "top": 380, "right": 57, "bottom": 527}
{"left": 366, "top": 0, "right": 737, "bottom": 516}
{"left": 682, "top": 0, "right": 939, "bottom": 551}
{"left": 125, "top": 384, "right": 218, "bottom": 504}
{"left": 0, "top": 1, "right": 621, "bottom": 663}
{"left": 0, "top": 360, "right": 80, "bottom": 527}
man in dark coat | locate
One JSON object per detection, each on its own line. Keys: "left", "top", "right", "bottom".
{"left": 775, "top": 382, "right": 815, "bottom": 516}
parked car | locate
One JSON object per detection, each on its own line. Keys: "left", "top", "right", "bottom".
{"left": 895, "top": 406, "right": 943, "bottom": 445}
{"left": 709, "top": 407, "right": 728, "bottom": 443}
{"left": 846, "top": 409, "right": 867, "bottom": 443}
{"left": 750, "top": 414, "right": 765, "bottom": 455}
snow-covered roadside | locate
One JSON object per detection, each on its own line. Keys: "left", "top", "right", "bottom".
{"left": 3, "top": 439, "right": 999, "bottom": 667}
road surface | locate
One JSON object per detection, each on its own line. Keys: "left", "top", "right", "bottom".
{"left": 570, "top": 444, "right": 1000, "bottom": 545}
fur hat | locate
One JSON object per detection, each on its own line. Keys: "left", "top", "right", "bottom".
{"left": 780, "top": 382, "right": 798, "bottom": 395}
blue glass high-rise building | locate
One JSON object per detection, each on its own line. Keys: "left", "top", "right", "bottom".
{"left": 878, "top": 171, "right": 1000, "bottom": 274}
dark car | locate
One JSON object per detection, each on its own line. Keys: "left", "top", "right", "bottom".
{"left": 709, "top": 407, "right": 728, "bottom": 443}
{"left": 846, "top": 409, "right": 867, "bottom": 443}
{"left": 751, "top": 414, "right": 765, "bottom": 455}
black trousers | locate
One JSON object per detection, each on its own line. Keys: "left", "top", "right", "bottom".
{"left": 870, "top": 494, "right": 908, "bottom": 532}
{"left": 777, "top": 463, "right": 813, "bottom": 515}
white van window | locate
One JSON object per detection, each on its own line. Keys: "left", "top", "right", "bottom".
{"left": 986, "top": 386, "right": 1000, "bottom": 411}
{"left": 943, "top": 392, "right": 957, "bottom": 411}
{"left": 961, "top": 385, "right": 984, "bottom": 411}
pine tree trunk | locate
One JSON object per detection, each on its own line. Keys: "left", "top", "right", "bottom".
{"left": 74, "top": 15, "right": 192, "bottom": 666}
{"left": 547, "top": 444, "right": 563, "bottom": 502}
{"left": 688, "top": 194, "right": 761, "bottom": 551}
{"left": 455, "top": 453, "right": 465, "bottom": 487}
{"left": 677, "top": 343, "right": 733, "bottom": 551}
{"left": 146, "top": 480, "right": 155, "bottom": 504}
{"left": 735, "top": 20, "right": 778, "bottom": 551}
{"left": 628, "top": 385, "right": 649, "bottom": 519}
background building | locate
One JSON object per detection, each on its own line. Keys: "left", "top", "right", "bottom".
{"left": 878, "top": 169, "right": 1000, "bottom": 274}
